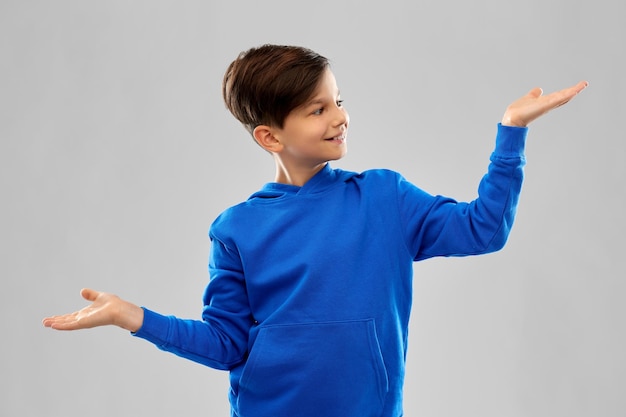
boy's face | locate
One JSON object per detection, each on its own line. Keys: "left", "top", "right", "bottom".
{"left": 270, "top": 68, "right": 349, "bottom": 170}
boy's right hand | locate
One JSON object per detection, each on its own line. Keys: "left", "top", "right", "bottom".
{"left": 42, "top": 288, "right": 144, "bottom": 333}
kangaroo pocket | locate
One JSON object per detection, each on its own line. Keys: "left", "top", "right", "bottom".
{"left": 236, "top": 319, "right": 389, "bottom": 417}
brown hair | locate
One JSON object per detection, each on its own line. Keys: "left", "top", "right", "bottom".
{"left": 222, "top": 44, "right": 330, "bottom": 135}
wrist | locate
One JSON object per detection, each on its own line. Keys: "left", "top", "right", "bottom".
{"left": 501, "top": 115, "right": 526, "bottom": 127}
{"left": 115, "top": 300, "right": 144, "bottom": 333}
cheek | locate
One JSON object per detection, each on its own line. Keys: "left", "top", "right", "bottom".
{"left": 310, "top": 121, "right": 330, "bottom": 137}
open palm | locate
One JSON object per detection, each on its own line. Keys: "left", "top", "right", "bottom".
{"left": 502, "top": 80, "right": 588, "bottom": 127}
{"left": 42, "top": 288, "right": 124, "bottom": 331}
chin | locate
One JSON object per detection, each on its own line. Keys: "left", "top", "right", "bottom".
{"left": 331, "top": 149, "right": 347, "bottom": 160}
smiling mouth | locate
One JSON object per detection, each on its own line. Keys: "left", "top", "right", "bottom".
{"left": 325, "top": 134, "right": 346, "bottom": 142}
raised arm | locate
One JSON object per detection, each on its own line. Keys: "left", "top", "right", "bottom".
{"left": 402, "top": 80, "right": 589, "bottom": 260}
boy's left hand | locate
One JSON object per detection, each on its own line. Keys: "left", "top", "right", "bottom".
{"left": 502, "top": 80, "right": 588, "bottom": 127}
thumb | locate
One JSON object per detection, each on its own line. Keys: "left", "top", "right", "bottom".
{"left": 527, "top": 87, "right": 543, "bottom": 98}
{"left": 80, "top": 288, "right": 99, "bottom": 302}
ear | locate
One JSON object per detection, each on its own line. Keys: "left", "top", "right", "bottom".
{"left": 253, "top": 125, "right": 282, "bottom": 153}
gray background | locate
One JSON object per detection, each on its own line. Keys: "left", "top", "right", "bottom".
{"left": 2, "top": 1, "right": 624, "bottom": 416}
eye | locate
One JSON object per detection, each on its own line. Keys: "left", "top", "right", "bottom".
{"left": 336, "top": 100, "right": 344, "bottom": 107}
{"left": 312, "top": 108, "right": 324, "bottom": 115}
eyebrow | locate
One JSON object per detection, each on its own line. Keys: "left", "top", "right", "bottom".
{"left": 304, "top": 90, "right": 341, "bottom": 107}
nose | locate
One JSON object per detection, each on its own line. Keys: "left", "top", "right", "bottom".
{"left": 334, "top": 106, "right": 349, "bottom": 129}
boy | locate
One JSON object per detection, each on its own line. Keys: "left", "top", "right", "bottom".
{"left": 43, "top": 44, "right": 588, "bottom": 417}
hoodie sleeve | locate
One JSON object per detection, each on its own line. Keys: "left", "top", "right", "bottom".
{"left": 398, "top": 123, "right": 527, "bottom": 260}
{"left": 132, "top": 232, "right": 252, "bottom": 370}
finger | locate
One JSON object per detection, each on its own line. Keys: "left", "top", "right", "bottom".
{"left": 558, "top": 81, "right": 588, "bottom": 100}
{"left": 80, "top": 288, "right": 99, "bottom": 302}
{"left": 43, "top": 313, "right": 80, "bottom": 330}
{"left": 571, "top": 80, "right": 589, "bottom": 94}
{"left": 49, "top": 319, "right": 81, "bottom": 331}
{"left": 547, "top": 81, "right": 589, "bottom": 109}
{"left": 559, "top": 81, "right": 589, "bottom": 104}
{"left": 42, "top": 314, "right": 69, "bottom": 326}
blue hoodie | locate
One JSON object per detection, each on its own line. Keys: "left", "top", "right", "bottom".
{"left": 134, "top": 124, "right": 527, "bottom": 417}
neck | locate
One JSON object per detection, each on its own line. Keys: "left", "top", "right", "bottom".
{"left": 273, "top": 158, "right": 327, "bottom": 187}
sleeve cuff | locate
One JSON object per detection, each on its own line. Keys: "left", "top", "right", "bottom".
{"left": 131, "top": 307, "right": 171, "bottom": 346}
{"left": 494, "top": 122, "right": 528, "bottom": 158}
